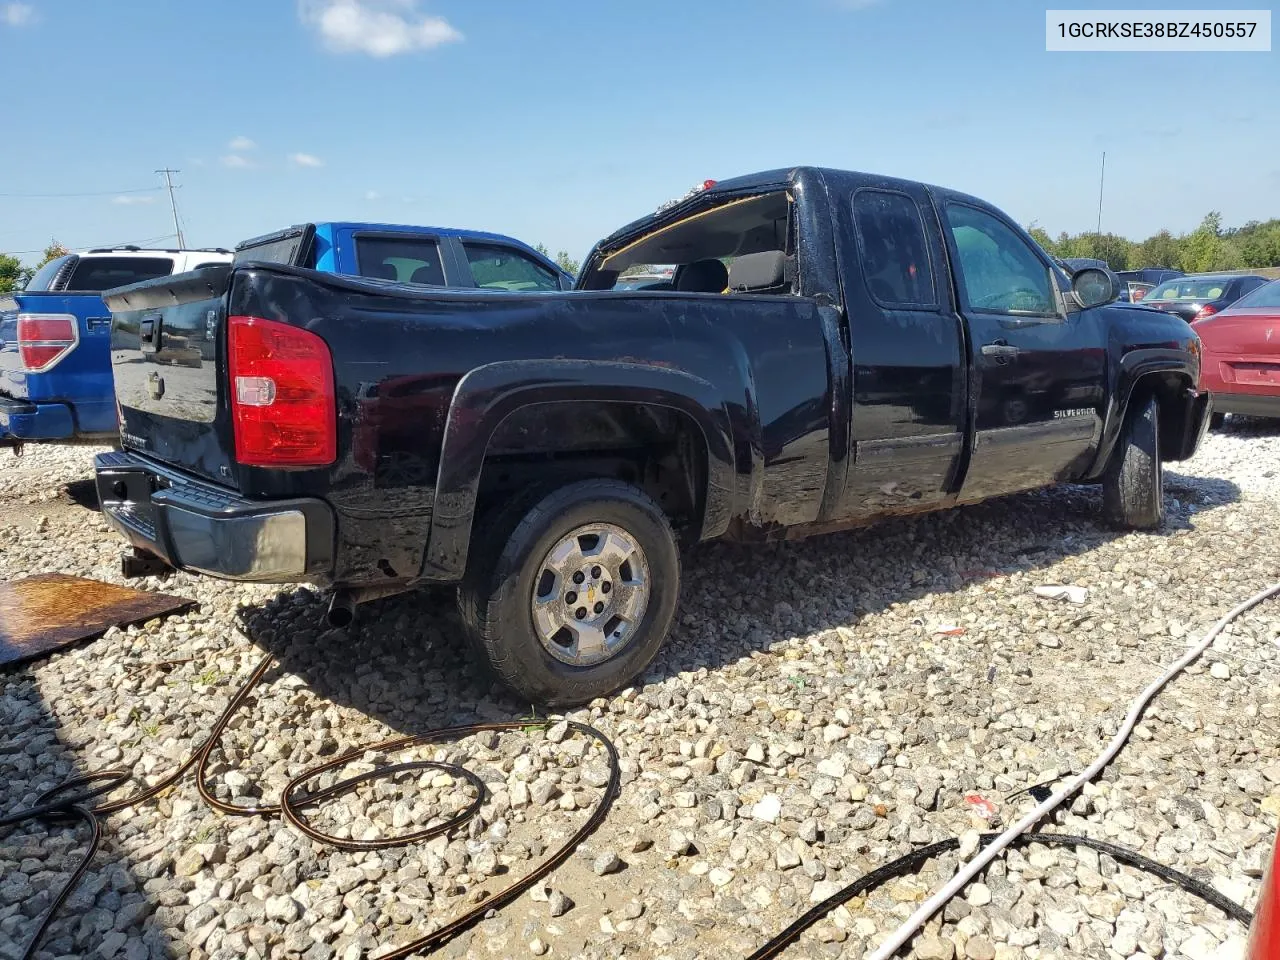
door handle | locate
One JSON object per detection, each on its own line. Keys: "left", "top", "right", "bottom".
{"left": 981, "top": 340, "right": 1019, "bottom": 363}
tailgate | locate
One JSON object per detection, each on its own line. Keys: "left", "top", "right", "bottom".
{"left": 0, "top": 291, "right": 110, "bottom": 401}
{"left": 105, "top": 265, "right": 236, "bottom": 486}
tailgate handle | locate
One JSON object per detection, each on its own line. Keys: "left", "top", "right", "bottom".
{"left": 140, "top": 316, "right": 162, "bottom": 349}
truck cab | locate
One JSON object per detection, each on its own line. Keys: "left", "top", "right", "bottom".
{"left": 234, "top": 222, "right": 575, "bottom": 291}
{"left": 0, "top": 246, "right": 232, "bottom": 449}
{"left": 95, "top": 167, "right": 1210, "bottom": 707}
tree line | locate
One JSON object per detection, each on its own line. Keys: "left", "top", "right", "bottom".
{"left": 1028, "top": 213, "right": 1280, "bottom": 273}
{"left": 0, "top": 240, "right": 70, "bottom": 293}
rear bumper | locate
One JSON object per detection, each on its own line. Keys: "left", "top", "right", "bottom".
{"left": 94, "top": 450, "right": 335, "bottom": 583}
{"left": 1209, "top": 392, "right": 1280, "bottom": 420}
{"left": 0, "top": 395, "right": 75, "bottom": 441}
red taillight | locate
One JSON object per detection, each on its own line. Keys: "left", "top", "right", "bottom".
{"left": 1194, "top": 304, "right": 1219, "bottom": 321}
{"left": 227, "top": 315, "right": 336, "bottom": 467}
{"left": 17, "top": 314, "right": 77, "bottom": 371}
{"left": 1132, "top": 288, "right": 1146, "bottom": 301}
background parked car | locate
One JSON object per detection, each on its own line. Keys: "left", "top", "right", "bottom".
{"left": 0, "top": 245, "right": 232, "bottom": 449}
{"left": 1250, "top": 825, "right": 1280, "bottom": 957}
{"left": 1142, "top": 272, "right": 1271, "bottom": 323}
{"left": 1192, "top": 278, "right": 1280, "bottom": 426}
{"left": 1115, "top": 267, "right": 1182, "bottom": 303}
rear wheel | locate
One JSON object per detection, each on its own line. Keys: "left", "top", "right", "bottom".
{"left": 458, "top": 479, "right": 680, "bottom": 706}
{"left": 1102, "top": 394, "right": 1164, "bottom": 530}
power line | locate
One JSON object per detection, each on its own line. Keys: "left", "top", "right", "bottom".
{"left": 156, "top": 168, "right": 186, "bottom": 247}
{"left": 0, "top": 186, "right": 165, "bottom": 199}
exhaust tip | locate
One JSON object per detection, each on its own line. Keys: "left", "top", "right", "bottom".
{"left": 326, "top": 590, "right": 355, "bottom": 628}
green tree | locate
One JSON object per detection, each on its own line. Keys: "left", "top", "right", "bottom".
{"left": 1181, "top": 212, "right": 1224, "bottom": 273}
{"left": 554, "top": 250, "right": 580, "bottom": 276}
{"left": 1133, "top": 230, "right": 1180, "bottom": 269}
{"left": 1027, "top": 224, "right": 1055, "bottom": 256}
{"left": 38, "top": 239, "right": 70, "bottom": 266}
{"left": 0, "top": 254, "right": 23, "bottom": 293}
{"left": 534, "top": 242, "right": 550, "bottom": 257}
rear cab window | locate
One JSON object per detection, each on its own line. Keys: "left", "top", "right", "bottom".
{"left": 462, "top": 243, "right": 559, "bottom": 291}
{"left": 234, "top": 225, "right": 315, "bottom": 267}
{"left": 852, "top": 189, "right": 936, "bottom": 307}
{"left": 66, "top": 257, "right": 174, "bottom": 292}
{"left": 355, "top": 236, "right": 445, "bottom": 285}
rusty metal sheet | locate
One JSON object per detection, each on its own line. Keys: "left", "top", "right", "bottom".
{"left": 0, "top": 574, "right": 197, "bottom": 668}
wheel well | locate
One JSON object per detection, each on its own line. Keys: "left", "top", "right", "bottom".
{"left": 475, "top": 401, "right": 708, "bottom": 540}
{"left": 1131, "top": 371, "right": 1194, "bottom": 461}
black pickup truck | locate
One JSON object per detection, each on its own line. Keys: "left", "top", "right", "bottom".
{"left": 95, "top": 167, "right": 1211, "bottom": 705}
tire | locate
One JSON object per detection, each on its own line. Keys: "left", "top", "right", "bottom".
{"left": 1102, "top": 394, "right": 1164, "bottom": 530}
{"left": 1209, "top": 412, "right": 1226, "bottom": 430}
{"left": 458, "top": 479, "right": 681, "bottom": 707}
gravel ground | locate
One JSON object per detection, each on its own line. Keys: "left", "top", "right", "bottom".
{"left": 2, "top": 419, "right": 1280, "bottom": 960}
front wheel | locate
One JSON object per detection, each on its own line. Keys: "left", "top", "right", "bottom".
{"left": 1102, "top": 395, "right": 1164, "bottom": 530}
{"left": 458, "top": 479, "right": 681, "bottom": 707}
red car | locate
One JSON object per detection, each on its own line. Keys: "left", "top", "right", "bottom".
{"left": 1250, "top": 828, "right": 1280, "bottom": 958}
{"left": 1192, "top": 279, "right": 1280, "bottom": 426}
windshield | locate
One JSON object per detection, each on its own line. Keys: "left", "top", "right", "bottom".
{"left": 1150, "top": 279, "right": 1229, "bottom": 301}
{"left": 1231, "top": 278, "right": 1280, "bottom": 309}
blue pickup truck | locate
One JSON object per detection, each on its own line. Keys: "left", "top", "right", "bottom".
{"left": 1, "top": 224, "right": 572, "bottom": 452}
{"left": 1, "top": 246, "right": 233, "bottom": 450}
{"left": 234, "top": 221, "right": 574, "bottom": 290}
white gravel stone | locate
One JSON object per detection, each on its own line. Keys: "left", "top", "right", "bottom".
{"left": 4, "top": 431, "right": 1280, "bottom": 958}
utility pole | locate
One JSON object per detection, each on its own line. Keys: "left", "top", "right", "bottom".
{"left": 156, "top": 168, "right": 185, "bottom": 247}
{"left": 1096, "top": 151, "right": 1106, "bottom": 236}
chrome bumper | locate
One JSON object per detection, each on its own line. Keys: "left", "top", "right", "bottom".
{"left": 94, "top": 451, "right": 334, "bottom": 583}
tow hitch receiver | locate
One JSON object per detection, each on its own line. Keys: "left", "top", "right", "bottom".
{"left": 121, "top": 548, "right": 175, "bottom": 580}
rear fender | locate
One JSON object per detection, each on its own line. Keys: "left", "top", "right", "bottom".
{"left": 421, "top": 359, "right": 735, "bottom": 580}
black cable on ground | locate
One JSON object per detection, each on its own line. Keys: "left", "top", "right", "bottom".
{"left": 0, "top": 654, "right": 621, "bottom": 960}
{"left": 748, "top": 830, "right": 1251, "bottom": 960}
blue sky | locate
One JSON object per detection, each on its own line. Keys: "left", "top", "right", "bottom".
{"left": 1, "top": 0, "right": 1276, "bottom": 265}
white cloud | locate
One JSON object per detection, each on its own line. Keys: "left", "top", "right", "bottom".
{"left": 112, "top": 195, "right": 156, "bottom": 206}
{"left": 2, "top": 3, "right": 34, "bottom": 26}
{"left": 228, "top": 136, "right": 256, "bottom": 151}
{"left": 298, "top": 0, "right": 462, "bottom": 57}
{"left": 289, "top": 152, "right": 324, "bottom": 168}
{"left": 364, "top": 190, "right": 381, "bottom": 201}
{"left": 221, "top": 154, "right": 254, "bottom": 169}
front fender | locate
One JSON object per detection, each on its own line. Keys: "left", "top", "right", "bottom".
{"left": 1086, "top": 346, "right": 1201, "bottom": 478}
{"left": 420, "top": 359, "right": 736, "bottom": 580}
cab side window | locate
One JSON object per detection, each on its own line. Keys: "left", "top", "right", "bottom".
{"left": 852, "top": 189, "right": 935, "bottom": 307}
{"left": 946, "top": 205, "right": 1057, "bottom": 316}
{"left": 462, "top": 243, "right": 559, "bottom": 291}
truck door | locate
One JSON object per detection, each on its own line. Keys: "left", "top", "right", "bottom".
{"left": 940, "top": 201, "right": 1106, "bottom": 501}
{"left": 832, "top": 182, "right": 967, "bottom": 519}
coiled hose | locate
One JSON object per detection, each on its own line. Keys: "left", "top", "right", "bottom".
{"left": 0, "top": 654, "right": 620, "bottom": 960}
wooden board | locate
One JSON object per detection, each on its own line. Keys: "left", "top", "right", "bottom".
{"left": 0, "top": 574, "right": 197, "bottom": 668}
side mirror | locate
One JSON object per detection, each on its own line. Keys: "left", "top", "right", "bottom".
{"left": 1071, "top": 268, "right": 1116, "bottom": 309}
